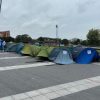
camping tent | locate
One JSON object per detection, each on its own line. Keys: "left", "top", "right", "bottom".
{"left": 72, "top": 46, "right": 84, "bottom": 60}
{"left": 5, "top": 43, "right": 24, "bottom": 53}
{"left": 30, "top": 45, "right": 41, "bottom": 57}
{"left": 49, "top": 48, "right": 61, "bottom": 61}
{"left": 54, "top": 48, "right": 74, "bottom": 64}
{"left": 5, "top": 43, "right": 17, "bottom": 52}
{"left": 49, "top": 48, "right": 74, "bottom": 64}
{"left": 37, "top": 46, "right": 49, "bottom": 58}
{"left": 21, "top": 44, "right": 32, "bottom": 55}
{"left": 47, "top": 47, "right": 55, "bottom": 55}
{"left": 16, "top": 43, "right": 24, "bottom": 53}
{"left": 75, "top": 48, "right": 99, "bottom": 64}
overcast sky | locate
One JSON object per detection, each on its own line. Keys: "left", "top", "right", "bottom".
{"left": 0, "top": 0, "right": 100, "bottom": 39}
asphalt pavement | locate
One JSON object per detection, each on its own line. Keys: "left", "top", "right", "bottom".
{"left": 0, "top": 52, "right": 100, "bottom": 100}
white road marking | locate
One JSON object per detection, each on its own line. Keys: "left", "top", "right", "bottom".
{"left": 0, "top": 76, "right": 100, "bottom": 100}
{"left": 93, "top": 63, "right": 100, "bottom": 66}
{"left": 0, "top": 52, "right": 10, "bottom": 54}
{"left": 0, "top": 62, "right": 54, "bottom": 71}
{"left": 0, "top": 56, "right": 29, "bottom": 60}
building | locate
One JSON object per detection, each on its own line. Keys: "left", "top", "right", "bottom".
{"left": 0, "top": 31, "right": 10, "bottom": 38}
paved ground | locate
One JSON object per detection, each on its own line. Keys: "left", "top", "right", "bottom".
{"left": 0, "top": 52, "right": 100, "bottom": 100}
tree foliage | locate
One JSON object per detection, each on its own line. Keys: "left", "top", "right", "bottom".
{"left": 87, "top": 29, "right": 100, "bottom": 46}
{"left": 0, "top": 37, "right": 15, "bottom": 42}
{"left": 61, "top": 39, "right": 69, "bottom": 46}
{"left": 15, "top": 34, "right": 32, "bottom": 43}
{"left": 71, "top": 38, "right": 81, "bottom": 45}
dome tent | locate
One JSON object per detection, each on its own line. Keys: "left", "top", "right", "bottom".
{"left": 47, "top": 47, "right": 55, "bottom": 55}
{"left": 37, "top": 46, "right": 49, "bottom": 58}
{"left": 49, "top": 48, "right": 74, "bottom": 64}
{"left": 54, "top": 48, "right": 74, "bottom": 64}
{"left": 72, "top": 46, "right": 84, "bottom": 60}
{"left": 75, "top": 48, "right": 99, "bottom": 64}
{"left": 5, "top": 43, "right": 17, "bottom": 52}
{"left": 30, "top": 45, "right": 41, "bottom": 57}
{"left": 16, "top": 43, "right": 24, "bottom": 53}
{"left": 21, "top": 44, "right": 32, "bottom": 55}
{"left": 49, "top": 48, "right": 61, "bottom": 61}
{"left": 5, "top": 43, "right": 24, "bottom": 53}
{"left": 5, "top": 42, "right": 14, "bottom": 50}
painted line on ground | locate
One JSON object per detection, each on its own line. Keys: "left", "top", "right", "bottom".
{"left": 0, "top": 52, "right": 11, "bottom": 54}
{"left": 0, "top": 76, "right": 100, "bottom": 100}
{"left": 93, "top": 63, "right": 100, "bottom": 66}
{"left": 0, "top": 56, "right": 29, "bottom": 60}
{"left": 0, "top": 62, "right": 55, "bottom": 71}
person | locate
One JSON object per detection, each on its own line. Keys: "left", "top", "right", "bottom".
{"left": 2, "top": 40, "right": 6, "bottom": 52}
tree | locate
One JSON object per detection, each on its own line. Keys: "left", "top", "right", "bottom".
{"left": 15, "top": 34, "right": 32, "bottom": 43}
{"left": 81, "top": 40, "right": 88, "bottom": 46}
{"left": 37, "top": 37, "right": 45, "bottom": 45}
{"left": 87, "top": 29, "right": 100, "bottom": 46}
{"left": 15, "top": 35, "right": 22, "bottom": 43}
{"left": 61, "top": 39, "right": 69, "bottom": 46}
{"left": 37, "top": 37, "right": 44, "bottom": 42}
{"left": 71, "top": 38, "right": 81, "bottom": 45}
{"left": 0, "top": 37, "right": 15, "bottom": 42}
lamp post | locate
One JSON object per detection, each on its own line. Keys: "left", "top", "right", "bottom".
{"left": 56, "top": 25, "right": 58, "bottom": 39}
{"left": 0, "top": 0, "right": 2, "bottom": 12}
{"left": 56, "top": 25, "right": 60, "bottom": 47}
{"left": 56, "top": 25, "right": 58, "bottom": 46}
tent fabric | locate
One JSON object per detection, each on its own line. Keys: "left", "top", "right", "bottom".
{"left": 5, "top": 42, "right": 14, "bottom": 49}
{"left": 21, "top": 44, "right": 32, "bottom": 55}
{"left": 30, "top": 45, "right": 41, "bottom": 57}
{"left": 49, "top": 48, "right": 61, "bottom": 61}
{"left": 72, "top": 46, "right": 84, "bottom": 60}
{"left": 49, "top": 48, "right": 74, "bottom": 64}
{"left": 5, "top": 43, "right": 24, "bottom": 53}
{"left": 75, "top": 48, "right": 99, "bottom": 64}
{"left": 5, "top": 43, "right": 17, "bottom": 52}
{"left": 16, "top": 43, "right": 24, "bottom": 53}
{"left": 5, "top": 42, "right": 13, "bottom": 50}
{"left": 37, "top": 46, "right": 49, "bottom": 58}
{"left": 54, "top": 48, "right": 74, "bottom": 64}
{"left": 47, "top": 47, "right": 55, "bottom": 55}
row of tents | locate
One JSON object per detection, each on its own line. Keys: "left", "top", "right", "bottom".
{"left": 4, "top": 42, "right": 100, "bottom": 64}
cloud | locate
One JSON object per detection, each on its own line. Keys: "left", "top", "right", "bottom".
{"left": 0, "top": 0, "right": 100, "bottom": 39}
{"left": 77, "top": 0, "right": 98, "bottom": 13}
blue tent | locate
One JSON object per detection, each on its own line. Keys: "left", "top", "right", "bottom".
{"left": 72, "top": 46, "right": 84, "bottom": 60}
{"left": 49, "top": 48, "right": 74, "bottom": 64}
{"left": 49, "top": 48, "right": 61, "bottom": 61}
{"left": 5, "top": 43, "right": 17, "bottom": 52}
{"left": 75, "top": 48, "right": 99, "bottom": 64}
{"left": 5, "top": 43, "right": 24, "bottom": 53}
{"left": 16, "top": 43, "right": 24, "bottom": 53}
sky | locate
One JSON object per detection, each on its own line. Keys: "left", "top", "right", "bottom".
{"left": 0, "top": 0, "right": 100, "bottom": 39}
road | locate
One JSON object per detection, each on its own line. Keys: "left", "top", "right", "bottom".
{"left": 0, "top": 52, "right": 100, "bottom": 100}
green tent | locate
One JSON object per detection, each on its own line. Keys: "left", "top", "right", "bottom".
{"left": 37, "top": 46, "right": 49, "bottom": 58}
{"left": 21, "top": 44, "right": 32, "bottom": 55}
{"left": 47, "top": 47, "right": 55, "bottom": 55}
{"left": 30, "top": 45, "right": 41, "bottom": 57}
{"left": 37, "top": 46, "right": 55, "bottom": 58}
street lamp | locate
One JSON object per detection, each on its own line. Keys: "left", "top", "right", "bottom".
{"left": 56, "top": 25, "right": 58, "bottom": 39}
{"left": 56, "top": 25, "right": 60, "bottom": 47}
{"left": 0, "top": 0, "right": 2, "bottom": 12}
